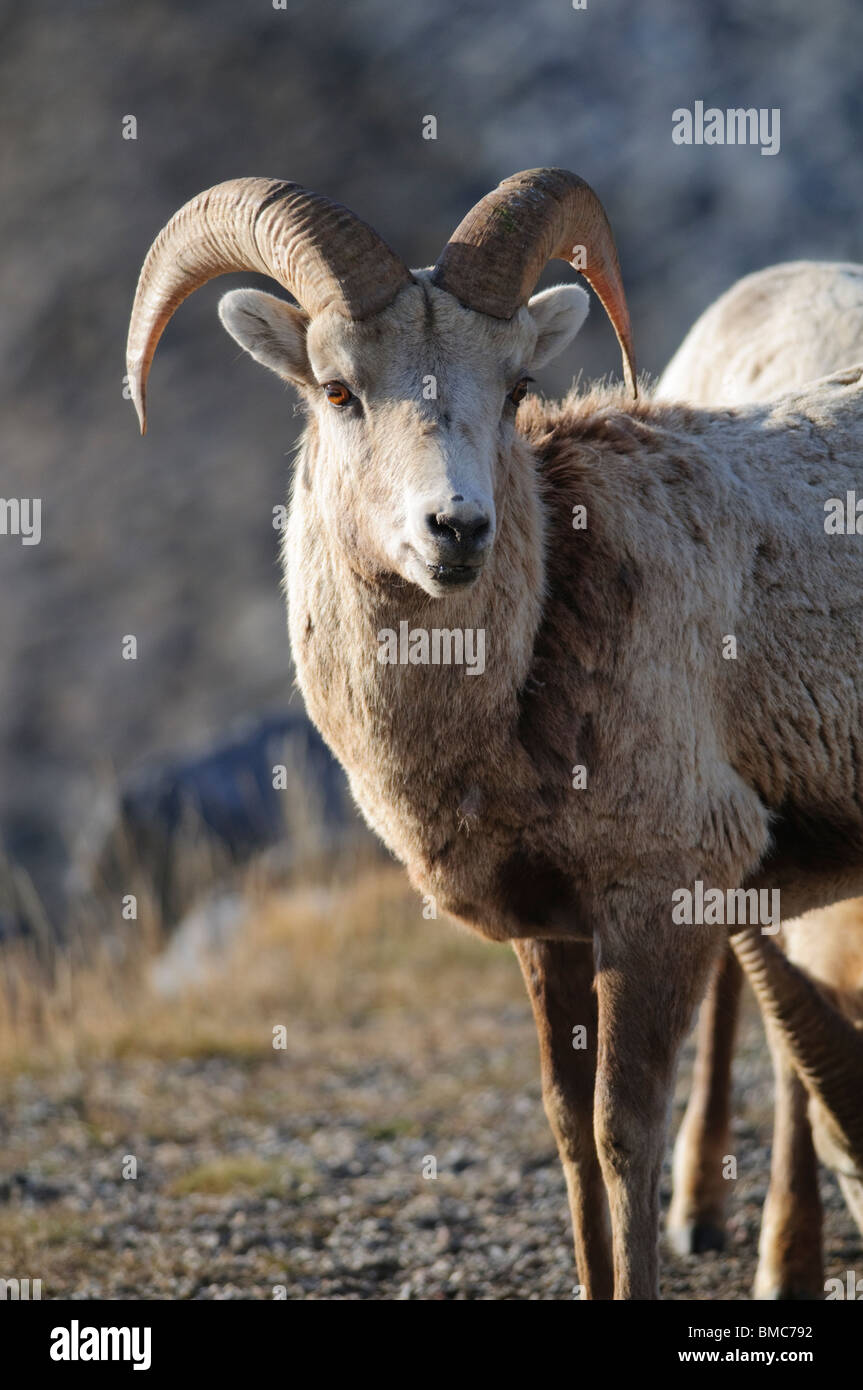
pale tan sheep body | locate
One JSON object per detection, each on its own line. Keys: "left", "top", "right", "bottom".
{"left": 127, "top": 175, "right": 863, "bottom": 1299}
{"left": 658, "top": 259, "right": 863, "bottom": 1298}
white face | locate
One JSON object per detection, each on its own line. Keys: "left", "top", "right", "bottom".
{"left": 219, "top": 273, "right": 588, "bottom": 597}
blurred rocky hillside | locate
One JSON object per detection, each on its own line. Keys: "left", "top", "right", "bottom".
{"left": 1, "top": 0, "right": 861, "bottom": 908}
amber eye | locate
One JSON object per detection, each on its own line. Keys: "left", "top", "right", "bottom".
{"left": 323, "top": 381, "right": 354, "bottom": 407}
{"left": 508, "top": 376, "right": 533, "bottom": 406}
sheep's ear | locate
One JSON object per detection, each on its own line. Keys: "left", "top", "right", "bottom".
{"left": 218, "top": 288, "right": 313, "bottom": 386}
{"left": 527, "top": 284, "right": 590, "bottom": 369}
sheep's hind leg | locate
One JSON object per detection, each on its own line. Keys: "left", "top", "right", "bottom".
{"left": 754, "top": 1029, "right": 823, "bottom": 1300}
{"left": 668, "top": 945, "right": 743, "bottom": 1254}
{"left": 593, "top": 899, "right": 722, "bottom": 1299}
{"left": 513, "top": 938, "right": 613, "bottom": 1300}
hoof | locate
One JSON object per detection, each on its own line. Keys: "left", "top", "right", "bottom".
{"left": 667, "top": 1220, "right": 725, "bottom": 1256}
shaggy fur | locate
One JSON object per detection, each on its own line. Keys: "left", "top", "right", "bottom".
{"left": 130, "top": 189, "right": 863, "bottom": 1297}
{"left": 658, "top": 261, "right": 863, "bottom": 1298}
{"left": 290, "top": 367, "right": 863, "bottom": 939}
{"left": 283, "top": 328, "right": 863, "bottom": 1299}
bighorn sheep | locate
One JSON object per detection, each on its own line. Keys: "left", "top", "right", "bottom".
{"left": 657, "top": 260, "right": 863, "bottom": 1297}
{"left": 737, "top": 909, "right": 863, "bottom": 1298}
{"left": 657, "top": 261, "right": 863, "bottom": 408}
{"left": 126, "top": 171, "right": 863, "bottom": 1299}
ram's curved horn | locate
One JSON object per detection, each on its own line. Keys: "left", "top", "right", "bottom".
{"left": 732, "top": 926, "right": 863, "bottom": 1162}
{"left": 126, "top": 178, "right": 413, "bottom": 432}
{"left": 431, "top": 167, "right": 636, "bottom": 397}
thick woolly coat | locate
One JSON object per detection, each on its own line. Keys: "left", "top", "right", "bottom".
{"left": 286, "top": 366, "right": 863, "bottom": 942}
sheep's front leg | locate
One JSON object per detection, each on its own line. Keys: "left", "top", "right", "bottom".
{"left": 754, "top": 1027, "right": 823, "bottom": 1300}
{"left": 668, "top": 945, "right": 743, "bottom": 1253}
{"left": 513, "top": 938, "right": 613, "bottom": 1300}
{"left": 594, "top": 905, "right": 721, "bottom": 1299}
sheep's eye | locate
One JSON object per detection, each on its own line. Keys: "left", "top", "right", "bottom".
{"left": 323, "top": 381, "right": 354, "bottom": 407}
{"left": 508, "top": 376, "right": 533, "bottom": 406}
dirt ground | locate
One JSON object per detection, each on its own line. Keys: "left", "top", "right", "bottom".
{"left": 0, "top": 868, "right": 859, "bottom": 1300}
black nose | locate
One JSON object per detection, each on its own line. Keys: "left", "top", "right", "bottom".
{"left": 425, "top": 503, "right": 491, "bottom": 559}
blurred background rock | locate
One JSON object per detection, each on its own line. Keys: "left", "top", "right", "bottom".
{"left": 1, "top": 0, "right": 861, "bottom": 922}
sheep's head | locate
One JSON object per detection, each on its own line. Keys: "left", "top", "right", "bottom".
{"left": 219, "top": 275, "right": 590, "bottom": 594}
{"left": 126, "top": 170, "right": 636, "bottom": 598}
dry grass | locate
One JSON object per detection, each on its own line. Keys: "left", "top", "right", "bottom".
{"left": 168, "top": 1156, "right": 289, "bottom": 1198}
{"left": 0, "top": 862, "right": 522, "bottom": 1077}
{"left": 5, "top": 860, "right": 842, "bottom": 1302}
{"left": 0, "top": 862, "right": 549, "bottom": 1300}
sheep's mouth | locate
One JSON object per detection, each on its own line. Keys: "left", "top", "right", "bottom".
{"left": 426, "top": 562, "right": 482, "bottom": 588}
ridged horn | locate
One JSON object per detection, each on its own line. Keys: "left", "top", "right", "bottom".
{"left": 431, "top": 168, "right": 636, "bottom": 397}
{"left": 732, "top": 927, "right": 863, "bottom": 1163}
{"left": 126, "top": 178, "right": 413, "bottom": 433}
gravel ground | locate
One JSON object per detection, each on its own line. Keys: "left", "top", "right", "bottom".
{"left": 0, "top": 876, "right": 859, "bottom": 1300}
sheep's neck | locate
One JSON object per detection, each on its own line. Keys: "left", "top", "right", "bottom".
{"left": 286, "top": 438, "right": 547, "bottom": 879}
